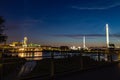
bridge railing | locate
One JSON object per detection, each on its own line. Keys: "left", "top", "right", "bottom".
{"left": 0, "top": 51, "right": 119, "bottom": 80}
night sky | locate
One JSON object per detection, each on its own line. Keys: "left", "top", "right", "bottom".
{"left": 1, "top": 0, "right": 120, "bottom": 47}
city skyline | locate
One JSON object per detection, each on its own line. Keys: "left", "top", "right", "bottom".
{"left": 1, "top": 0, "right": 120, "bottom": 47}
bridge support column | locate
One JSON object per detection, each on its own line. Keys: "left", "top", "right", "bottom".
{"left": 98, "top": 53, "right": 101, "bottom": 62}
{"left": 80, "top": 53, "right": 83, "bottom": 70}
{"left": 108, "top": 48, "right": 113, "bottom": 62}
{"left": 50, "top": 52, "right": 55, "bottom": 80}
{"left": 107, "top": 53, "right": 113, "bottom": 62}
{"left": 0, "top": 64, "right": 3, "bottom": 80}
{"left": 110, "top": 54, "right": 113, "bottom": 62}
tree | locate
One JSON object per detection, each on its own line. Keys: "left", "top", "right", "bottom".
{"left": 0, "top": 16, "right": 7, "bottom": 44}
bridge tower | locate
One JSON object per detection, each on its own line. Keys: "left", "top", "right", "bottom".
{"left": 106, "top": 24, "right": 109, "bottom": 48}
{"left": 83, "top": 36, "right": 86, "bottom": 49}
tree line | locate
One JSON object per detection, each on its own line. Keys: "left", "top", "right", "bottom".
{"left": 0, "top": 16, "right": 7, "bottom": 44}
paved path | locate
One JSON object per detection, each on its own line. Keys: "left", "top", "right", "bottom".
{"left": 23, "top": 63, "right": 120, "bottom": 80}
{"left": 56, "top": 63, "right": 120, "bottom": 80}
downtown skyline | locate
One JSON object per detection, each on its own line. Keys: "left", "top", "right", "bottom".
{"left": 1, "top": 0, "right": 120, "bottom": 47}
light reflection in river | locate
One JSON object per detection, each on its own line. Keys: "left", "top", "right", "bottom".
{"left": 18, "top": 61, "right": 36, "bottom": 77}
{"left": 18, "top": 52, "right": 43, "bottom": 57}
{"left": 18, "top": 52, "right": 43, "bottom": 60}
{"left": 18, "top": 52, "right": 65, "bottom": 60}
{"left": 17, "top": 52, "right": 120, "bottom": 61}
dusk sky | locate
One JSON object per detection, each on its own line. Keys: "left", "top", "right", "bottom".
{"left": 1, "top": 0, "right": 120, "bottom": 47}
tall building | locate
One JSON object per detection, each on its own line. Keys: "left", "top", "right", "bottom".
{"left": 23, "top": 37, "right": 28, "bottom": 47}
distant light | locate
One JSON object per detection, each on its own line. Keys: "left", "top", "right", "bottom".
{"left": 78, "top": 46, "right": 81, "bottom": 49}
{"left": 19, "top": 48, "right": 25, "bottom": 51}
{"left": 70, "top": 46, "right": 77, "bottom": 50}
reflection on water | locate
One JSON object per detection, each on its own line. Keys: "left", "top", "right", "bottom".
{"left": 17, "top": 52, "right": 120, "bottom": 61}
{"left": 18, "top": 52, "right": 65, "bottom": 60}
{"left": 18, "top": 52, "right": 43, "bottom": 57}
{"left": 25, "top": 57, "right": 42, "bottom": 60}
{"left": 117, "top": 53, "right": 120, "bottom": 61}
{"left": 18, "top": 52, "right": 43, "bottom": 60}
{"left": 18, "top": 61, "right": 36, "bottom": 77}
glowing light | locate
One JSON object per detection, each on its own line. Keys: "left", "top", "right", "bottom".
{"left": 70, "top": 46, "right": 78, "bottom": 50}
{"left": 19, "top": 48, "right": 25, "bottom": 51}
{"left": 18, "top": 53, "right": 24, "bottom": 57}
{"left": 23, "top": 37, "right": 28, "bottom": 47}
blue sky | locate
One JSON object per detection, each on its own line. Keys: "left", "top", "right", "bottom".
{"left": 1, "top": 0, "right": 120, "bottom": 47}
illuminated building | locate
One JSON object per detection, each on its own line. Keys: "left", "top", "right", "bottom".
{"left": 22, "top": 37, "right": 28, "bottom": 47}
{"left": 70, "top": 46, "right": 77, "bottom": 50}
{"left": 9, "top": 42, "right": 22, "bottom": 47}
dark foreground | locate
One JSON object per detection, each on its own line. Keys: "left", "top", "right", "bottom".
{"left": 1, "top": 52, "right": 120, "bottom": 80}
{"left": 29, "top": 62, "right": 120, "bottom": 80}
{"left": 56, "top": 63, "right": 120, "bottom": 80}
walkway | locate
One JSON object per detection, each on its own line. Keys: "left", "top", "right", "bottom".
{"left": 56, "top": 63, "right": 120, "bottom": 80}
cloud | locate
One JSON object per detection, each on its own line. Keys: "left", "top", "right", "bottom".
{"left": 53, "top": 34, "right": 120, "bottom": 39}
{"left": 54, "top": 34, "right": 104, "bottom": 37}
{"left": 72, "top": 2, "right": 120, "bottom": 10}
